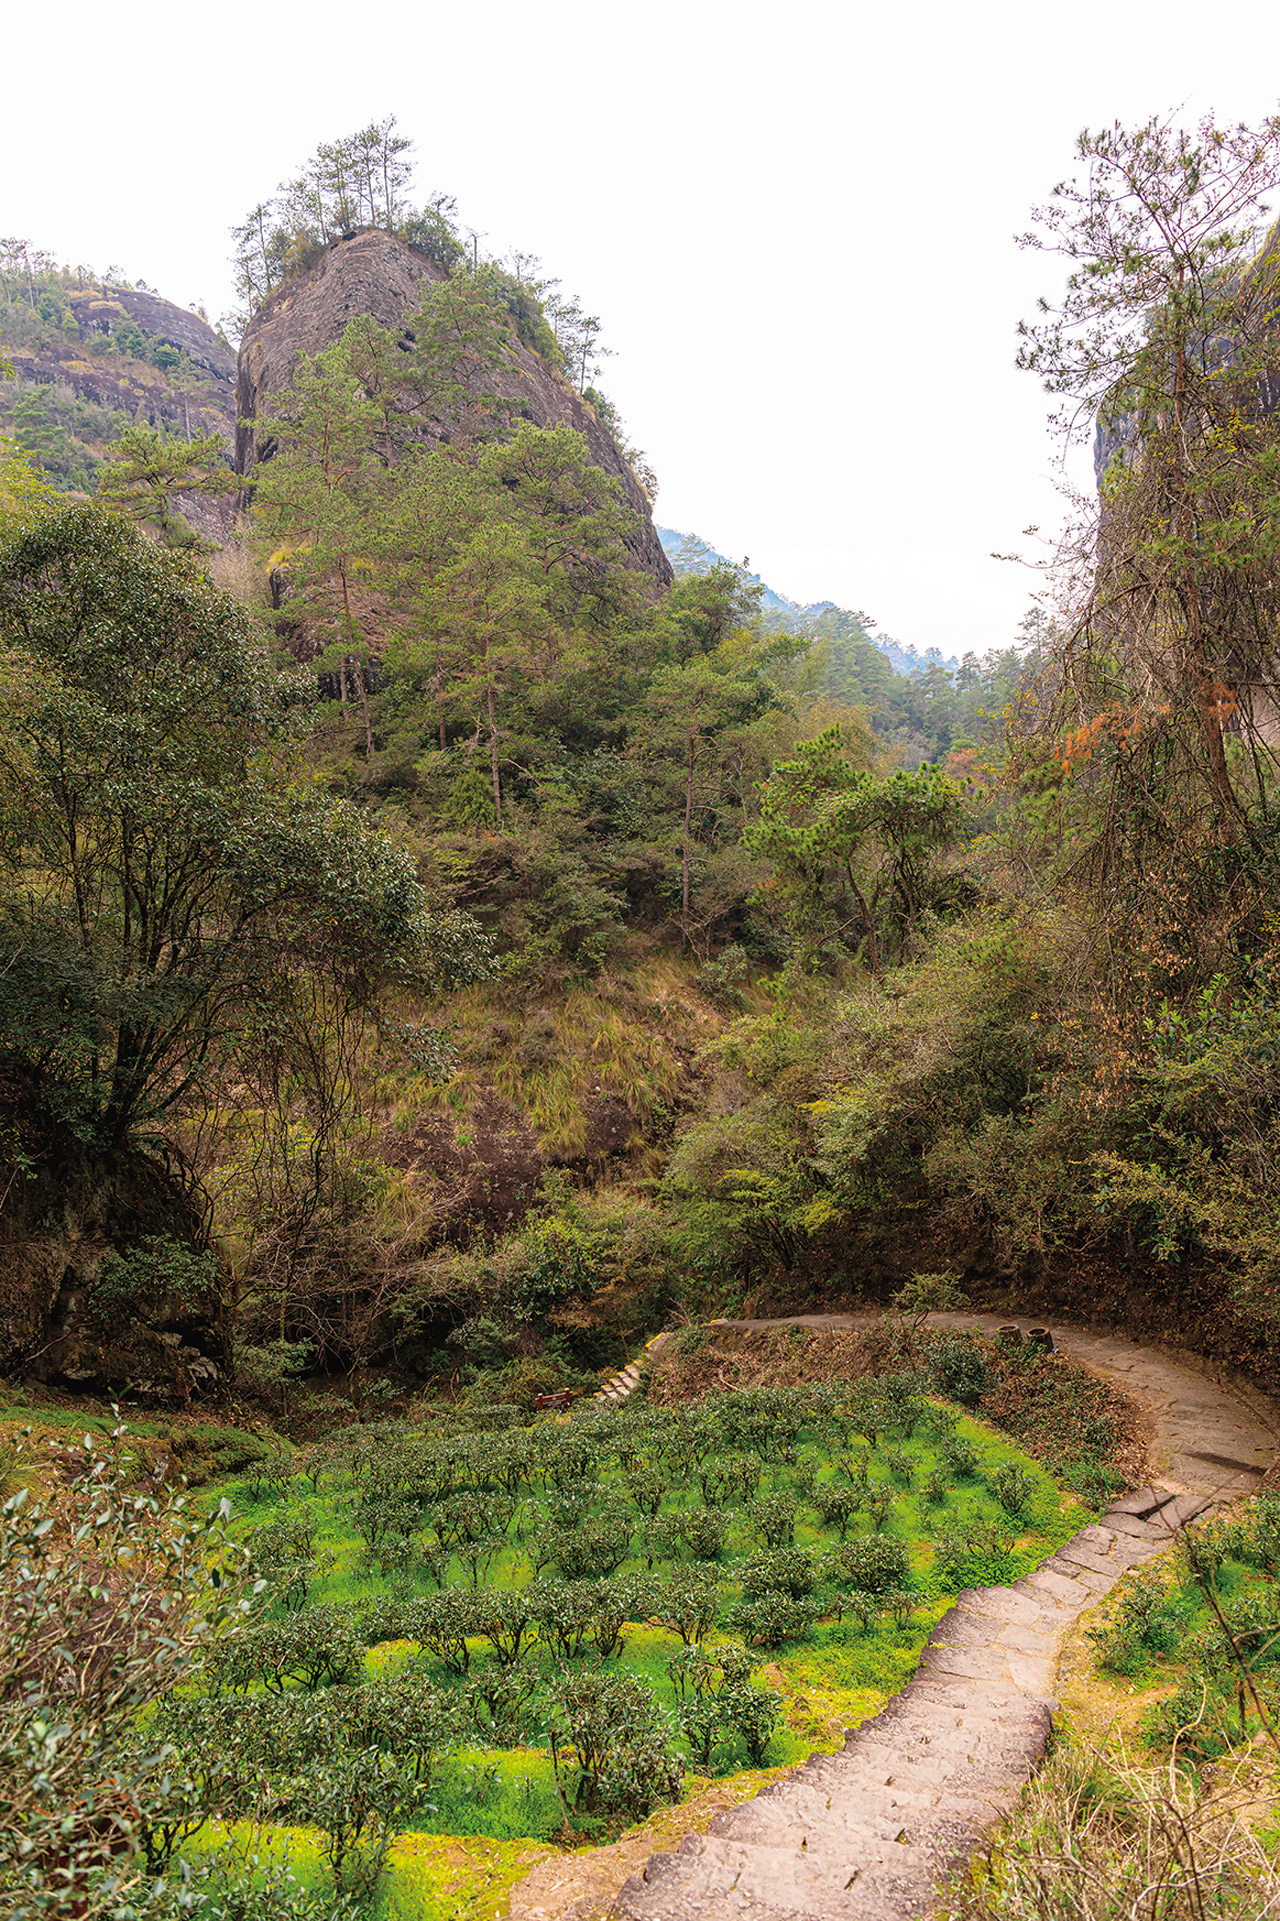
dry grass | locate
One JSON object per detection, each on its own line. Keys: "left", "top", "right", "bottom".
{"left": 204, "top": 532, "right": 263, "bottom": 607}
{"left": 938, "top": 1740, "right": 1280, "bottom": 1921}
{"left": 398, "top": 955, "right": 720, "bottom": 1160}
{"left": 648, "top": 1325, "right": 881, "bottom": 1402}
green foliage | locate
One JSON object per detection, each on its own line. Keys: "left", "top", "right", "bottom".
{"left": 824, "top": 1534, "right": 910, "bottom": 1595}
{"left": 647, "top": 1566, "right": 723, "bottom": 1645}
{"left": 740, "top": 1546, "right": 817, "bottom": 1598}
{"left": 0, "top": 1423, "right": 256, "bottom": 1919}
{"left": 530, "top": 1501, "right": 633, "bottom": 1579}
{"left": 550, "top": 1670, "right": 683, "bottom": 1826}
{"left": 0, "top": 504, "right": 489, "bottom": 1152}
{"left": 230, "top": 117, "right": 421, "bottom": 321}
{"left": 989, "top": 1461, "right": 1039, "bottom": 1517}
{"left": 939, "top": 1434, "right": 981, "bottom": 1479}
{"left": 183, "top": 1847, "right": 361, "bottom": 1921}
{"left": 666, "top": 1504, "right": 729, "bottom": 1563}
{"left": 86, "top": 1234, "right": 218, "bottom": 1329}
{"left": 5, "top": 385, "right": 103, "bottom": 494}
{"left": 667, "top": 1641, "right": 782, "bottom": 1767}
{"left": 746, "top": 726, "right": 965, "bottom": 968}
{"left": 97, "top": 424, "right": 236, "bottom": 548}
{"left": 724, "top": 1589, "right": 820, "bottom": 1649}
{"left": 202, "top": 1605, "right": 362, "bottom": 1693}
{"left": 246, "top": 1508, "right": 321, "bottom": 1611}
{"left": 1077, "top": 1499, "right": 1280, "bottom": 1763}
{"left": 933, "top": 1524, "right": 1018, "bottom": 1590}
{"left": 747, "top": 1491, "right": 799, "bottom": 1548}
{"left": 923, "top": 1332, "right": 991, "bottom": 1407}
{"left": 1020, "top": 112, "right": 1280, "bottom": 863}
{"left": 292, "top": 1747, "right": 423, "bottom": 1899}
{"left": 814, "top": 1482, "right": 863, "bottom": 1537}
{"left": 0, "top": 1387, "right": 1083, "bottom": 1907}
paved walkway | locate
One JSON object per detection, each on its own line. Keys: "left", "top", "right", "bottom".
{"left": 606, "top": 1314, "right": 1278, "bottom": 1921}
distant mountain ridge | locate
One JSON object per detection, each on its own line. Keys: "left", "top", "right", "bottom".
{"left": 656, "top": 525, "right": 960, "bottom": 678}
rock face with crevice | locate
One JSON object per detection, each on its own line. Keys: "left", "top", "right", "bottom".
{"left": 235, "top": 228, "right": 671, "bottom": 587}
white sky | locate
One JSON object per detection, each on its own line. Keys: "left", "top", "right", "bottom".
{"left": 5, "top": 0, "right": 1280, "bottom": 656}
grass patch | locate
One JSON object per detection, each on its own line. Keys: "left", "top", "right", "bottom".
{"left": 176, "top": 1379, "right": 1091, "bottom": 1881}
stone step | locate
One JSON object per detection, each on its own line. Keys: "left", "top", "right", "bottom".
{"left": 1104, "top": 1510, "right": 1175, "bottom": 1545}
{"left": 1017, "top": 1565, "right": 1095, "bottom": 1607}
{"left": 665, "top": 1829, "right": 939, "bottom": 1891}
{"left": 615, "top": 1426, "right": 1237, "bottom": 1920}
{"left": 727, "top": 1793, "right": 945, "bottom": 1847}
{"left": 1109, "top": 1484, "right": 1180, "bottom": 1519}
{"left": 1159, "top": 1492, "right": 1218, "bottom": 1528}
{"left": 620, "top": 1855, "right": 910, "bottom": 1921}
{"left": 1053, "top": 1540, "right": 1130, "bottom": 1579}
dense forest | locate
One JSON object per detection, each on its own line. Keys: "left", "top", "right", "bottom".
{"left": 0, "top": 121, "right": 1062, "bottom": 1420}
{"left": 5, "top": 113, "right": 1280, "bottom": 1403}
{"left": 2, "top": 107, "right": 1280, "bottom": 1921}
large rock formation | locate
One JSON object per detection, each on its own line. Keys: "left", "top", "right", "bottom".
{"left": 9, "top": 284, "right": 237, "bottom": 438}
{"left": 236, "top": 228, "right": 672, "bottom": 587}
{"left": 2, "top": 282, "right": 240, "bottom": 544}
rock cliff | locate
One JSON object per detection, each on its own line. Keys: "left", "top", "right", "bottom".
{"left": 9, "top": 284, "right": 237, "bottom": 433}
{"left": 2, "top": 282, "right": 239, "bottom": 543}
{"left": 236, "top": 228, "right": 672, "bottom": 587}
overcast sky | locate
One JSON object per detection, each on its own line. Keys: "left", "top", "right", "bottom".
{"left": 5, "top": 1, "right": 1280, "bottom": 656}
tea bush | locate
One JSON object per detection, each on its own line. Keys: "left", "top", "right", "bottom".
{"left": 550, "top": 1670, "right": 684, "bottom": 1825}
{"left": 1087, "top": 1564, "right": 1188, "bottom": 1675}
{"left": 112, "top": 1377, "right": 1094, "bottom": 1905}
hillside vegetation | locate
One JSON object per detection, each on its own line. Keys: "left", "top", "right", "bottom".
{"left": 4, "top": 103, "right": 1280, "bottom": 1921}
{"left": 6, "top": 115, "right": 1280, "bottom": 1413}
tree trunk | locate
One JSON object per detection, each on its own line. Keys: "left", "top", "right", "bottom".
{"left": 337, "top": 561, "right": 373, "bottom": 756}
{"left": 844, "top": 864, "right": 880, "bottom": 977}
{"left": 487, "top": 682, "right": 502, "bottom": 826}
{"left": 353, "top": 658, "right": 374, "bottom": 757}
{"left": 681, "top": 731, "right": 695, "bottom": 944}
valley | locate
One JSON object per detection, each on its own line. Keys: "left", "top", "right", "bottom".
{"left": 2, "top": 106, "right": 1280, "bottom": 1921}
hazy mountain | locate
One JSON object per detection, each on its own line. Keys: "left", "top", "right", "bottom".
{"left": 656, "top": 525, "right": 959, "bottom": 677}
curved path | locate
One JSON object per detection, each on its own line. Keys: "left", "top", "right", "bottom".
{"left": 600, "top": 1313, "right": 1278, "bottom": 1921}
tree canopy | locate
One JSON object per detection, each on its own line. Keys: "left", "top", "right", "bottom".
{"left": 0, "top": 503, "right": 489, "bottom": 1151}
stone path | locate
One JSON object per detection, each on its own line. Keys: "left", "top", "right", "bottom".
{"left": 608, "top": 1314, "right": 1278, "bottom": 1921}
{"left": 593, "top": 1360, "right": 643, "bottom": 1404}
{"left": 593, "top": 1330, "right": 671, "bottom": 1404}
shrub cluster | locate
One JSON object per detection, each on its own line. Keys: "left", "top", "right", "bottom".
{"left": 1086, "top": 1496, "right": 1280, "bottom": 1760}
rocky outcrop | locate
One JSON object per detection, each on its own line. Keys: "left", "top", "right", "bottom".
{"left": 8, "top": 285, "right": 237, "bottom": 435}
{"left": 2, "top": 283, "right": 240, "bottom": 543}
{"left": 0, "top": 1139, "right": 228, "bottom": 1400}
{"left": 236, "top": 228, "right": 672, "bottom": 588}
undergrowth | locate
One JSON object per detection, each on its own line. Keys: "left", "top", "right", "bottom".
{"left": 152, "top": 1376, "right": 1095, "bottom": 1916}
